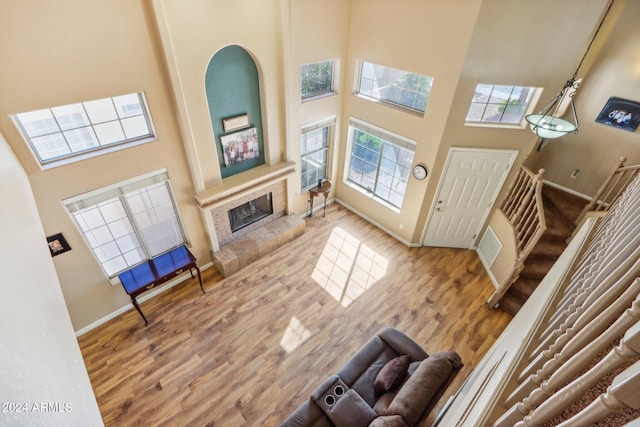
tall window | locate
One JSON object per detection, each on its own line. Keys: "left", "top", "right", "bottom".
{"left": 347, "top": 118, "right": 415, "bottom": 209}
{"left": 64, "top": 170, "right": 185, "bottom": 278}
{"left": 13, "top": 92, "right": 155, "bottom": 167}
{"left": 465, "top": 84, "right": 540, "bottom": 125}
{"left": 300, "top": 118, "right": 334, "bottom": 190}
{"left": 357, "top": 61, "right": 433, "bottom": 114}
{"left": 301, "top": 60, "right": 335, "bottom": 99}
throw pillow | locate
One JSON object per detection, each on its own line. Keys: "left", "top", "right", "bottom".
{"left": 327, "top": 389, "right": 377, "bottom": 427}
{"left": 374, "top": 354, "right": 411, "bottom": 395}
{"left": 368, "top": 415, "right": 409, "bottom": 427}
{"left": 386, "top": 356, "right": 454, "bottom": 426}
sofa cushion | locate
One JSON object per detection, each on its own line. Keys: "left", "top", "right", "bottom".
{"left": 327, "top": 389, "right": 377, "bottom": 427}
{"left": 374, "top": 354, "right": 410, "bottom": 395}
{"left": 368, "top": 415, "right": 409, "bottom": 427}
{"left": 386, "top": 356, "right": 454, "bottom": 426}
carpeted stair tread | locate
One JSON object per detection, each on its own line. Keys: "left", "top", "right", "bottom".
{"left": 500, "top": 185, "right": 585, "bottom": 315}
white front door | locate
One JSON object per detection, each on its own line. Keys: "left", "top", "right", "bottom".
{"left": 423, "top": 148, "right": 517, "bottom": 248}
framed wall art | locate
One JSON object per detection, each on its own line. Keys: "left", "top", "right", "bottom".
{"left": 220, "top": 127, "right": 259, "bottom": 167}
{"left": 595, "top": 97, "right": 640, "bottom": 132}
{"left": 47, "top": 233, "right": 71, "bottom": 257}
{"left": 222, "top": 114, "right": 250, "bottom": 133}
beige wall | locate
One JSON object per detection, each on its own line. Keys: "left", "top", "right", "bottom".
{"left": 0, "top": 0, "right": 208, "bottom": 330}
{"left": 285, "top": 0, "right": 351, "bottom": 216}
{"left": 336, "top": 0, "right": 484, "bottom": 243}
{"left": 151, "top": 0, "right": 287, "bottom": 193}
{"left": 0, "top": 0, "right": 630, "bottom": 332}
{"left": 0, "top": 134, "right": 103, "bottom": 426}
{"left": 526, "top": 0, "right": 639, "bottom": 197}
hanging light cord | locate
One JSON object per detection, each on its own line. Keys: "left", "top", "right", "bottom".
{"left": 571, "top": 0, "right": 615, "bottom": 81}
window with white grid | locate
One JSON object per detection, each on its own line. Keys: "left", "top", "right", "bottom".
{"left": 301, "top": 118, "right": 334, "bottom": 190}
{"left": 465, "top": 84, "right": 541, "bottom": 126}
{"left": 301, "top": 60, "right": 335, "bottom": 99}
{"left": 346, "top": 118, "right": 415, "bottom": 210}
{"left": 13, "top": 92, "right": 155, "bottom": 168}
{"left": 357, "top": 61, "right": 433, "bottom": 114}
{"left": 64, "top": 170, "right": 185, "bottom": 278}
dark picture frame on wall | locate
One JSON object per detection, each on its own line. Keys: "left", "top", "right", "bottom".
{"left": 47, "top": 233, "right": 71, "bottom": 257}
{"left": 222, "top": 114, "right": 250, "bottom": 133}
{"left": 220, "top": 127, "right": 260, "bottom": 167}
{"left": 595, "top": 96, "right": 640, "bottom": 132}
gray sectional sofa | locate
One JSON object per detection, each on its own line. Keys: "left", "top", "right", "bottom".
{"left": 281, "top": 327, "right": 462, "bottom": 427}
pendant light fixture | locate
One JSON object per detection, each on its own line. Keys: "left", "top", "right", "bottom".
{"left": 526, "top": 0, "right": 615, "bottom": 146}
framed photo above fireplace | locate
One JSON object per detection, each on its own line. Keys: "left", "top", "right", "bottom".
{"left": 220, "top": 127, "right": 259, "bottom": 167}
{"left": 222, "top": 114, "right": 250, "bottom": 133}
{"left": 595, "top": 97, "right": 640, "bottom": 132}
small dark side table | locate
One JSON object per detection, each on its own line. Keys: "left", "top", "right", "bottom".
{"left": 309, "top": 181, "right": 332, "bottom": 217}
{"left": 118, "top": 245, "right": 204, "bottom": 325}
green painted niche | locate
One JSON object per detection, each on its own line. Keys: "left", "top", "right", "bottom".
{"left": 205, "top": 45, "right": 265, "bottom": 178}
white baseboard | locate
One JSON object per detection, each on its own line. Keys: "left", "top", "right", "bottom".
{"left": 543, "top": 180, "right": 591, "bottom": 201}
{"left": 334, "top": 199, "right": 419, "bottom": 247}
{"left": 75, "top": 261, "right": 214, "bottom": 337}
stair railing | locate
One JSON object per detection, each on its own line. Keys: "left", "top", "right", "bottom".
{"left": 574, "top": 157, "right": 640, "bottom": 227}
{"left": 488, "top": 167, "right": 547, "bottom": 308}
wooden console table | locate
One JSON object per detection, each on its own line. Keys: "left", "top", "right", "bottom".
{"left": 309, "top": 181, "right": 331, "bottom": 217}
{"left": 118, "top": 245, "right": 204, "bottom": 325}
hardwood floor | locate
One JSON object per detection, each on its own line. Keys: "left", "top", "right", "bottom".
{"left": 77, "top": 204, "right": 512, "bottom": 426}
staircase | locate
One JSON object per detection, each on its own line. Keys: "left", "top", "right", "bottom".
{"left": 499, "top": 185, "right": 585, "bottom": 316}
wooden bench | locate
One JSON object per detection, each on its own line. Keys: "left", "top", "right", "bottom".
{"left": 212, "top": 215, "right": 305, "bottom": 277}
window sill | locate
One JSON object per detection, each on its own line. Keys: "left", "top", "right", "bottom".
{"left": 302, "top": 91, "right": 337, "bottom": 103}
{"left": 464, "top": 121, "right": 527, "bottom": 130}
{"left": 353, "top": 93, "right": 425, "bottom": 118}
{"left": 39, "top": 136, "right": 157, "bottom": 170}
{"left": 344, "top": 181, "right": 401, "bottom": 214}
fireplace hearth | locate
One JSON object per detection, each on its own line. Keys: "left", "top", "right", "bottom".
{"left": 228, "top": 193, "right": 273, "bottom": 233}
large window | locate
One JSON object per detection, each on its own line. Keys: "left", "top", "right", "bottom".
{"left": 300, "top": 118, "right": 334, "bottom": 190}
{"left": 64, "top": 170, "right": 185, "bottom": 278}
{"left": 465, "top": 84, "right": 540, "bottom": 126}
{"left": 357, "top": 61, "right": 433, "bottom": 114}
{"left": 301, "top": 60, "right": 335, "bottom": 99}
{"left": 13, "top": 92, "right": 155, "bottom": 167}
{"left": 347, "top": 118, "right": 415, "bottom": 209}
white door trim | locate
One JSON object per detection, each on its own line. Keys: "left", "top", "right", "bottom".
{"left": 421, "top": 147, "right": 518, "bottom": 249}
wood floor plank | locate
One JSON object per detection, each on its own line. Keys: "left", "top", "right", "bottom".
{"left": 77, "top": 204, "right": 512, "bottom": 426}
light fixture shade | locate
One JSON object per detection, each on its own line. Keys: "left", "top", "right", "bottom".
{"left": 526, "top": 114, "right": 578, "bottom": 139}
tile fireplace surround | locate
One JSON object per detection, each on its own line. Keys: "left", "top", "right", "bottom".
{"left": 195, "top": 162, "right": 297, "bottom": 252}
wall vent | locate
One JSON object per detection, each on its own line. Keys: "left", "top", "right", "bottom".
{"left": 477, "top": 225, "right": 502, "bottom": 267}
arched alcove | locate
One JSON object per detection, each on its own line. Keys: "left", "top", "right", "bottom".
{"left": 205, "top": 45, "right": 265, "bottom": 178}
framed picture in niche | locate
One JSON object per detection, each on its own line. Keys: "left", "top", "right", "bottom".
{"left": 220, "top": 127, "right": 259, "bottom": 167}
{"left": 595, "top": 97, "right": 640, "bottom": 132}
{"left": 222, "top": 114, "right": 250, "bottom": 133}
{"left": 47, "top": 233, "right": 71, "bottom": 257}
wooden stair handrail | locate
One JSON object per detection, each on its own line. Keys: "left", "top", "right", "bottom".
{"left": 487, "top": 167, "right": 547, "bottom": 308}
{"left": 575, "top": 157, "right": 640, "bottom": 227}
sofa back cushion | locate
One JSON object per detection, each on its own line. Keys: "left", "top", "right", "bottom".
{"left": 386, "top": 356, "right": 454, "bottom": 426}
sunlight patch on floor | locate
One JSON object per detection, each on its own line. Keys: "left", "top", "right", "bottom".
{"left": 311, "top": 227, "right": 388, "bottom": 307}
{"left": 280, "top": 316, "right": 312, "bottom": 353}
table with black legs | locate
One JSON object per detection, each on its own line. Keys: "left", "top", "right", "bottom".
{"left": 118, "top": 245, "right": 204, "bottom": 325}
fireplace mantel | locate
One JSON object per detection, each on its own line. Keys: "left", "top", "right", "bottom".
{"left": 195, "top": 161, "right": 296, "bottom": 209}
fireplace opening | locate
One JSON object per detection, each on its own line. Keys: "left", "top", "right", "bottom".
{"left": 228, "top": 193, "right": 273, "bottom": 233}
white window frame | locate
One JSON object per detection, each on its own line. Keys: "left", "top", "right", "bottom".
{"left": 355, "top": 61, "right": 434, "bottom": 115}
{"left": 301, "top": 60, "right": 336, "bottom": 101}
{"left": 12, "top": 92, "right": 156, "bottom": 169}
{"left": 464, "top": 83, "right": 543, "bottom": 129}
{"left": 345, "top": 117, "right": 416, "bottom": 211}
{"left": 300, "top": 117, "right": 335, "bottom": 191}
{"left": 63, "top": 169, "right": 187, "bottom": 281}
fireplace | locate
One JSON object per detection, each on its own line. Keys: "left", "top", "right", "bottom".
{"left": 228, "top": 193, "right": 273, "bottom": 233}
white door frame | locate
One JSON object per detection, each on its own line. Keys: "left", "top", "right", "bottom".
{"left": 421, "top": 147, "right": 518, "bottom": 249}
